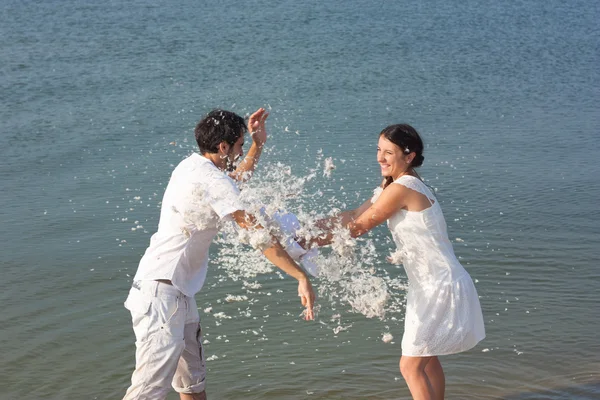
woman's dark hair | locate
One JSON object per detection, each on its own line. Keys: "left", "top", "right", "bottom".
{"left": 380, "top": 124, "right": 425, "bottom": 188}
{"left": 195, "top": 109, "right": 247, "bottom": 154}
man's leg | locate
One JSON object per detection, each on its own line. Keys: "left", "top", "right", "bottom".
{"left": 172, "top": 296, "right": 207, "bottom": 399}
{"left": 180, "top": 393, "right": 207, "bottom": 400}
{"left": 123, "top": 281, "right": 187, "bottom": 400}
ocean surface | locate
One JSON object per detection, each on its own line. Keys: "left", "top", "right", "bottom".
{"left": 1, "top": 0, "right": 599, "bottom": 399}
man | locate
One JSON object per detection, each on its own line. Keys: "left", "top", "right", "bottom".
{"left": 122, "top": 108, "right": 315, "bottom": 400}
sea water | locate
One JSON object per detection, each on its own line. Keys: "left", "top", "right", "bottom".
{"left": 1, "top": 0, "right": 599, "bottom": 399}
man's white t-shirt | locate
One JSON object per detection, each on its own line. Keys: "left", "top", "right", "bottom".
{"left": 133, "top": 153, "right": 244, "bottom": 297}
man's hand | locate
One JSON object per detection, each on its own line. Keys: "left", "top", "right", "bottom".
{"left": 248, "top": 108, "right": 269, "bottom": 147}
{"left": 298, "top": 277, "right": 315, "bottom": 320}
{"left": 234, "top": 210, "right": 316, "bottom": 321}
{"left": 230, "top": 108, "right": 269, "bottom": 182}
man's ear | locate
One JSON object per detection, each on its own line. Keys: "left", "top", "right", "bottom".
{"left": 218, "top": 141, "right": 230, "bottom": 155}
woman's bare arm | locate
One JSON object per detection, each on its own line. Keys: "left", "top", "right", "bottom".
{"left": 308, "top": 184, "right": 408, "bottom": 247}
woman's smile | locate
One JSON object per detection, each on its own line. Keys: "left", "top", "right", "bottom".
{"left": 377, "top": 136, "right": 411, "bottom": 180}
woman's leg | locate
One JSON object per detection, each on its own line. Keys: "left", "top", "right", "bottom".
{"left": 400, "top": 356, "right": 436, "bottom": 400}
{"left": 424, "top": 357, "right": 445, "bottom": 400}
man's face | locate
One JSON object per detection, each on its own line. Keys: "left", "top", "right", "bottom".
{"left": 225, "top": 134, "right": 245, "bottom": 171}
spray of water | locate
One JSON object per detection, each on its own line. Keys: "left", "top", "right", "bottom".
{"left": 120, "top": 129, "right": 410, "bottom": 336}
{"left": 198, "top": 154, "right": 410, "bottom": 325}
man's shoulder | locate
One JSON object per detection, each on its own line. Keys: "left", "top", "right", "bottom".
{"left": 173, "top": 153, "right": 235, "bottom": 187}
{"left": 176, "top": 152, "right": 206, "bottom": 170}
{"left": 174, "top": 153, "right": 212, "bottom": 176}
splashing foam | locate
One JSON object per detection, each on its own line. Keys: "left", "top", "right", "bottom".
{"left": 323, "top": 157, "right": 336, "bottom": 177}
{"left": 382, "top": 332, "right": 394, "bottom": 343}
{"left": 177, "top": 151, "right": 408, "bottom": 330}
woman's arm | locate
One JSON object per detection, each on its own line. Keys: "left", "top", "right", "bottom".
{"left": 313, "top": 198, "right": 373, "bottom": 231}
{"left": 308, "top": 184, "right": 408, "bottom": 247}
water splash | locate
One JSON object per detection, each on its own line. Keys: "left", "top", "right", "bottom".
{"left": 121, "top": 138, "right": 410, "bottom": 332}
{"left": 208, "top": 155, "right": 408, "bottom": 323}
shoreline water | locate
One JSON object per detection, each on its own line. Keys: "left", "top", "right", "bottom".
{"left": 2, "top": 0, "right": 599, "bottom": 398}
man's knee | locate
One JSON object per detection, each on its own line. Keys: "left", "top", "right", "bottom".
{"left": 196, "top": 392, "right": 207, "bottom": 400}
{"left": 124, "top": 330, "right": 186, "bottom": 400}
{"left": 173, "top": 322, "right": 206, "bottom": 395}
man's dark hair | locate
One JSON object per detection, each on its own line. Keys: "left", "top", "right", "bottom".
{"left": 195, "top": 109, "right": 247, "bottom": 154}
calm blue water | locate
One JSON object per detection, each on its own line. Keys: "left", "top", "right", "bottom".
{"left": 1, "top": 0, "right": 599, "bottom": 399}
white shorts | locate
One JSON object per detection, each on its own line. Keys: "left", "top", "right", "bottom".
{"left": 122, "top": 280, "right": 206, "bottom": 400}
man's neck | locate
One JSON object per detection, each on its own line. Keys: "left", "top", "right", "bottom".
{"left": 201, "top": 152, "right": 226, "bottom": 171}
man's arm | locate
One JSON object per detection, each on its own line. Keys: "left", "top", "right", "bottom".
{"left": 231, "top": 209, "right": 315, "bottom": 320}
{"left": 230, "top": 108, "right": 269, "bottom": 182}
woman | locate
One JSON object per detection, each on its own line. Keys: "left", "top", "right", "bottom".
{"left": 306, "top": 124, "right": 485, "bottom": 400}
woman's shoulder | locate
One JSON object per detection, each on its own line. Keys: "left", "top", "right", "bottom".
{"left": 392, "top": 175, "right": 436, "bottom": 200}
{"left": 392, "top": 174, "right": 424, "bottom": 189}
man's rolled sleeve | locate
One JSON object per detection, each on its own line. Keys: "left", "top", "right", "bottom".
{"left": 206, "top": 176, "right": 245, "bottom": 219}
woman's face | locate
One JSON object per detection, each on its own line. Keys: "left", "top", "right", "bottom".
{"left": 377, "top": 135, "right": 414, "bottom": 179}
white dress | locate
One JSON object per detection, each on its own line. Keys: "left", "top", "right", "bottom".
{"left": 386, "top": 175, "right": 485, "bottom": 357}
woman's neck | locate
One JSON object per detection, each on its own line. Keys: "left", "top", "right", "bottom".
{"left": 392, "top": 169, "right": 416, "bottom": 180}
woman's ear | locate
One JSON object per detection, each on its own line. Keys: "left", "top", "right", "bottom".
{"left": 407, "top": 152, "right": 416, "bottom": 165}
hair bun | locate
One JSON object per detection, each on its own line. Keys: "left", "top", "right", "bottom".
{"left": 412, "top": 154, "right": 425, "bottom": 168}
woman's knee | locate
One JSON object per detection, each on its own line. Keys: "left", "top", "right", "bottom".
{"left": 424, "top": 357, "right": 442, "bottom": 375}
{"left": 400, "top": 357, "right": 418, "bottom": 379}
{"left": 400, "top": 356, "right": 430, "bottom": 380}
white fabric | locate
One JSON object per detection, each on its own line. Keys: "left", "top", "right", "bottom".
{"left": 386, "top": 175, "right": 485, "bottom": 356}
{"left": 123, "top": 281, "right": 205, "bottom": 400}
{"left": 271, "top": 211, "right": 319, "bottom": 277}
{"left": 132, "top": 153, "right": 245, "bottom": 297}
